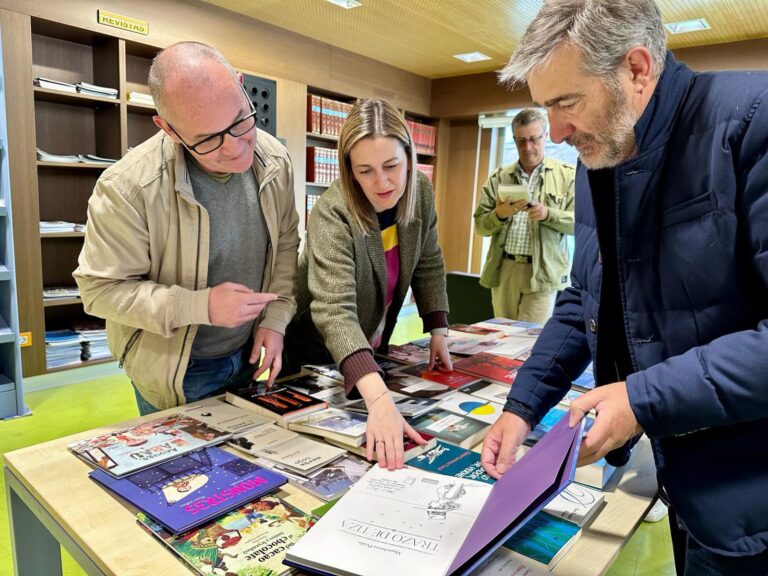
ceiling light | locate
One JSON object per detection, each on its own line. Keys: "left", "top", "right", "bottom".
{"left": 665, "top": 18, "right": 711, "bottom": 34}
{"left": 453, "top": 51, "right": 492, "bottom": 63}
{"left": 323, "top": 0, "right": 362, "bottom": 8}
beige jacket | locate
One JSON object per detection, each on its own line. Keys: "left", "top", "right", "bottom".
{"left": 74, "top": 130, "right": 299, "bottom": 409}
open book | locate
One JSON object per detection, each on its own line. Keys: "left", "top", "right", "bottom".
{"left": 285, "top": 413, "right": 583, "bottom": 576}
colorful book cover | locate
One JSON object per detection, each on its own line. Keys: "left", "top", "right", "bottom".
{"left": 225, "top": 386, "right": 328, "bottom": 425}
{"left": 68, "top": 413, "right": 231, "bottom": 478}
{"left": 525, "top": 405, "right": 568, "bottom": 446}
{"left": 453, "top": 353, "right": 524, "bottom": 384}
{"left": 311, "top": 497, "right": 340, "bottom": 519}
{"left": 384, "top": 342, "right": 431, "bottom": 364}
{"left": 385, "top": 374, "right": 450, "bottom": 398}
{"left": 450, "top": 323, "right": 503, "bottom": 336}
{"left": 138, "top": 493, "right": 312, "bottom": 576}
{"left": 410, "top": 409, "right": 489, "bottom": 448}
{"left": 407, "top": 440, "right": 494, "bottom": 484}
{"left": 346, "top": 396, "right": 440, "bottom": 419}
{"left": 502, "top": 511, "right": 581, "bottom": 569}
{"left": 398, "top": 362, "right": 479, "bottom": 389}
{"left": 447, "top": 337, "right": 504, "bottom": 356}
{"left": 289, "top": 456, "right": 370, "bottom": 501}
{"left": 91, "top": 446, "right": 287, "bottom": 534}
{"left": 439, "top": 392, "right": 505, "bottom": 425}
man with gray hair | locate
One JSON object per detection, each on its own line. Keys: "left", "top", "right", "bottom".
{"left": 481, "top": 1, "right": 768, "bottom": 574}
{"left": 74, "top": 42, "right": 299, "bottom": 414}
{"left": 474, "top": 108, "right": 574, "bottom": 323}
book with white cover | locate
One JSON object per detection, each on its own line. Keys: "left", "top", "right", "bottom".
{"left": 229, "top": 423, "right": 346, "bottom": 475}
{"left": 465, "top": 382, "right": 510, "bottom": 405}
{"left": 543, "top": 482, "right": 605, "bottom": 527}
{"left": 34, "top": 76, "right": 77, "bottom": 93}
{"left": 286, "top": 414, "right": 583, "bottom": 576}
{"left": 181, "top": 397, "right": 272, "bottom": 434}
{"left": 439, "top": 392, "right": 505, "bottom": 425}
{"left": 474, "top": 547, "right": 549, "bottom": 576}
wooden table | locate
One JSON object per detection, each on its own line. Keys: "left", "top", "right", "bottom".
{"left": 4, "top": 406, "right": 656, "bottom": 576}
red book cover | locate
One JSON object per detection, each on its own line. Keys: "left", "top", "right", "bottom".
{"left": 453, "top": 353, "right": 524, "bottom": 385}
{"left": 398, "top": 362, "right": 479, "bottom": 389}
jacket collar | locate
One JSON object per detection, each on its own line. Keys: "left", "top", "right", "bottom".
{"left": 632, "top": 51, "right": 695, "bottom": 155}
{"left": 168, "top": 129, "right": 280, "bottom": 200}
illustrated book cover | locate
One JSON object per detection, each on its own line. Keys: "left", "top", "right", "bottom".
{"left": 90, "top": 446, "right": 286, "bottom": 534}
{"left": 225, "top": 386, "right": 328, "bottom": 427}
{"left": 138, "top": 492, "right": 311, "bottom": 576}
{"left": 68, "top": 413, "right": 231, "bottom": 478}
{"left": 285, "top": 413, "right": 583, "bottom": 576}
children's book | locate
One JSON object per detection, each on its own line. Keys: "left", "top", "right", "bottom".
{"left": 439, "top": 392, "right": 505, "bottom": 425}
{"left": 138, "top": 492, "right": 312, "bottom": 576}
{"left": 501, "top": 511, "right": 581, "bottom": 570}
{"left": 68, "top": 413, "right": 231, "bottom": 478}
{"left": 285, "top": 414, "right": 583, "bottom": 576}
{"left": 181, "top": 398, "right": 273, "bottom": 434}
{"left": 398, "top": 362, "right": 480, "bottom": 389}
{"left": 410, "top": 409, "right": 490, "bottom": 449}
{"left": 90, "top": 446, "right": 286, "bottom": 534}
{"left": 225, "top": 385, "right": 328, "bottom": 427}
{"left": 229, "top": 423, "right": 346, "bottom": 476}
{"left": 453, "top": 353, "right": 524, "bottom": 385}
{"left": 407, "top": 440, "right": 494, "bottom": 484}
{"left": 311, "top": 497, "right": 340, "bottom": 519}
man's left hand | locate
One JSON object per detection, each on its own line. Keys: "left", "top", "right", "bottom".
{"left": 526, "top": 201, "right": 549, "bottom": 221}
{"left": 249, "top": 327, "right": 284, "bottom": 388}
{"left": 568, "top": 381, "right": 643, "bottom": 466}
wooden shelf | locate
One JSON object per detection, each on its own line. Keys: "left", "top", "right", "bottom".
{"left": 126, "top": 101, "right": 157, "bottom": 115}
{"left": 46, "top": 356, "right": 114, "bottom": 373}
{"left": 306, "top": 132, "right": 339, "bottom": 143}
{"left": 43, "top": 298, "right": 82, "bottom": 308}
{"left": 33, "top": 87, "right": 120, "bottom": 107}
{"left": 40, "top": 232, "right": 85, "bottom": 239}
{"left": 37, "top": 160, "right": 111, "bottom": 169}
{"left": 416, "top": 151, "right": 436, "bottom": 158}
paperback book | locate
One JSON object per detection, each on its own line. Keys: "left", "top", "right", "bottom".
{"left": 502, "top": 511, "right": 581, "bottom": 570}
{"left": 463, "top": 382, "right": 510, "bottom": 405}
{"left": 328, "top": 432, "right": 437, "bottom": 461}
{"left": 286, "top": 455, "right": 370, "bottom": 502}
{"left": 68, "top": 413, "right": 230, "bottom": 477}
{"left": 383, "top": 342, "right": 431, "bottom": 364}
{"left": 285, "top": 414, "right": 583, "bottom": 576}
{"left": 287, "top": 407, "right": 368, "bottom": 446}
{"left": 225, "top": 385, "right": 328, "bottom": 426}
{"left": 450, "top": 323, "right": 504, "bottom": 336}
{"left": 229, "top": 423, "right": 346, "bottom": 475}
{"left": 439, "top": 392, "right": 505, "bottom": 425}
{"left": 345, "top": 395, "right": 440, "bottom": 419}
{"left": 385, "top": 374, "right": 451, "bottom": 398}
{"left": 182, "top": 398, "right": 273, "bottom": 434}
{"left": 474, "top": 547, "right": 549, "bottom": 576}
{"left": 398, "top": 362, "right": 480, "bottom": 389}
{"left": 407, "top": 440, "right": 494, "bottom": 484}
{"left": 138, "top": 492, "right": 312, "bottom": 576}
{"left": 90, "top": 446, "right": 286, "bottom": 534}
{"left": 410, "top": 409, "right": 490, "bottom": 449}
{"left": 446, "top": 337, "right": 504, "bottom": 356}
{"left": 303, "top": 363, "right": 344, "bottom": 382}
{"left": 544, "top": 482, "right": 605, "bottom": 527}
{"left": 453, "top": 353, "right": 524, "bottom": 385}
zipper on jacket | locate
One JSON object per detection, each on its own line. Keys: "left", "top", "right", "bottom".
{"left": 119, "top": 329, "right": 143, "bottom": 369}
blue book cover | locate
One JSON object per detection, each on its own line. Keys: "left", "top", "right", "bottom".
{"left": 525, "top": 405, "right": 568, "bottom": 445}
{"left": 406, "top": 440, "right": 494, "bottom": 484}
{"left": 91, "top": 446, "right": 287, "bottom": 534}
{"left": 502, "top": 511, "right": 581, "bottom": 568}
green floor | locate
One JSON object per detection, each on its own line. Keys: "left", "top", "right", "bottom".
{"left": 0, "top": 310, "right": 674, "bottom": 575}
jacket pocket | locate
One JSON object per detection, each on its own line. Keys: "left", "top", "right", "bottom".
{"left": 661, "top": 191, "right": 715, "bottom": 228}
{"left": 118, "top": 329, "right": 143, "bottom": 369}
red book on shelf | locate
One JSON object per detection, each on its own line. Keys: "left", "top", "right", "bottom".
{"left": 307, "top": 94, "right": 322, "bottom": 134}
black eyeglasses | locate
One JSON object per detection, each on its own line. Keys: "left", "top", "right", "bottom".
{"left": 168, "top": 86, "right": 257, "bottom": 155}
{"left": 513, "top": 134, "right": 545, "bottom": 146}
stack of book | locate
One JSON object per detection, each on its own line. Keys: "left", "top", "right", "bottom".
{"left": 225, "top": 385, "right": 329, "bottom": 427}
{"left": 77, "top": 326, "right": 109, "bottom": 361}
{"left": 45, "top": 329, "right": 83, "bottom": 369}
{"left": 75, "top": 81, "right": 118, "bottom": 98}
{"left": 127, "top": 91, "right": 155, "bottom": 106}
{"left": 36, "top": 147, "right": 118, "bottom": 164}
{"left": 42, "top": 286, "right": 80, "bottom": 300}
{"left": 306, "top": 145, "right": 339, "bottom": 184}
{"left": 39, "top": 221, "right": 86, "bottom": 234}
{"left": 34, "top": 76, "right": 76, "bottom": 93}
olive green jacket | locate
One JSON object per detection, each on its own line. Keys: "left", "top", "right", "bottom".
{"left": 474, "top": 158, "right": 575, "bottom": 292}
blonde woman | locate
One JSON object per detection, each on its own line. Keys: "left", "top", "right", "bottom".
{"left": 284, "top": 100, "right": 451, "bottom": 470}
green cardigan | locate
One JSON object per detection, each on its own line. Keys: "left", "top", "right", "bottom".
{"left": 285, "top": 171, "right": 448, "bottom": 375}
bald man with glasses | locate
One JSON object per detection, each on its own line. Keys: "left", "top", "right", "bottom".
{"left": 75, "top": 42, "right": 299, "bottom": 414}
{"left": 474, "top": 108, "right": 575, "bottom": 324}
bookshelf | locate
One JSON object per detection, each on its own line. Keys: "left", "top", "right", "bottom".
{"left": 0, "top": 27, "right": 25, "bottom": 418}
{"left": 8, "top": 17, "right": 161, "bottom": 376}
{"left": 304, "top": 90, "right": 439, "bottom": 227}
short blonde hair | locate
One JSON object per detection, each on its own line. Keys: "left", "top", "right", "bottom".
{"left": 338, "top": 100, "right": 416, "bottom": 233}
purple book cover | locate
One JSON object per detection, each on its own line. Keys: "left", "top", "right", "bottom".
{"left": 90, "top": 446, "right": 287, "bottom": 534}
{"left": 446, "top": 413, "right": 584, "bottom": 574}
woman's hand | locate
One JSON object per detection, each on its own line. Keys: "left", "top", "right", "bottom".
{"left": 428, "top": 333, "right": 453, "bottom": 371}
{"left": 357, "top": 372, "right": 426, "bottom": 470}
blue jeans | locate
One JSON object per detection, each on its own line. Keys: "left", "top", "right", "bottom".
{"left": 132, "top": 345, "right": 251, "bottom": 416}
{"left": 685, "top": 536, "right": 768, "bottom": 576}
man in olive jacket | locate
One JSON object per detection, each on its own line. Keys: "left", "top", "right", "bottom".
{"left": 474, "top": 108, "right": 575, "bottom": 324}
{"left": 74, "top": 42, "right": 299, "bottom": 413}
